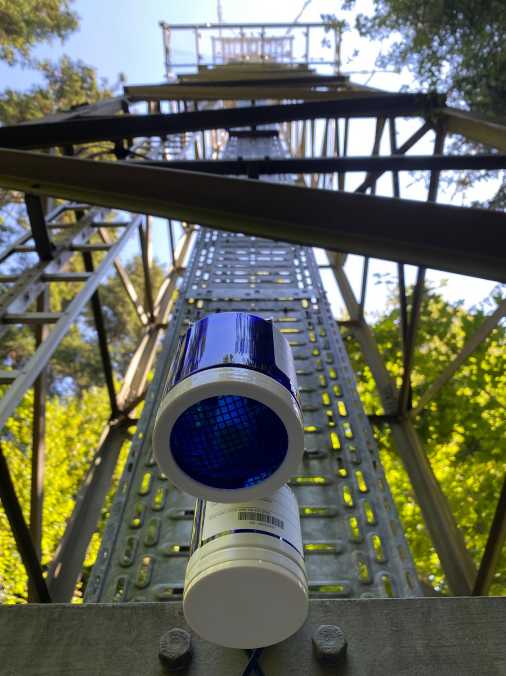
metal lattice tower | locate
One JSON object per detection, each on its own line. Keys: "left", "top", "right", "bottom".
{"left": 0, "top": 19, "right": 505, "bottom": 675}
{"left": 87, "top": 130, "right": 419, "bottom": 603}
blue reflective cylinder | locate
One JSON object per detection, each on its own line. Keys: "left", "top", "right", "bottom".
{"left": 160, "top": 312, "right": 301, "bottom": 491}
{"left": 169, "top": 312, "right": 299, "bottom": 403}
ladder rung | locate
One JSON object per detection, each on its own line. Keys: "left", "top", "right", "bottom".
{"left": 51, "top": 204, "right": 90, "bottom": 216}
{"left": 42, "top": 272, "right": 91, "bottom": 282}
{"left": 337, "top": 319, "right": 360, "bottom": 327}
{"left": 3, "top": 312, "right": 62, "bottom": 324}
{"left": 14, "top": 246, "right": 36, "bottom": 253}
{"left": 0, "top": 370, "right": 20, "bottom": 384}
{"left": 0, "top": 275, "right": 20, "bottom": 283}
{"left": 70, "top": 243, "right": 111, "bottom": 252}
{"left": 91, "top": 222, "right": 129, "bottom": 227}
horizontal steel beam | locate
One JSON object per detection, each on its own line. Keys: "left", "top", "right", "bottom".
{"left": 440, "top": 107, "right": 506, "bottom": 152}
{"left": 136, "top": 154, "right": 506, "bottom": 175}
{"left": 42, "top": 272, "right": 91, "bottom": 282}
{"left": 13, "top": 245, "right": 36, "bottom": 253}
{"left": 70, "top": 243, "right": 111, "bottom": 251}
{"left": 2, "top": 312, "right": 62, "bottom": 324}
{"left": 0, "top": 149, "right": 504, "bottom": 281}
{"left": 1, "top": 598, "right": 505, "bottom": 674}
{"left": 176, "top": 74, "right": 348, "bottom": 87}
{"left": 160, "top": 20, "right": 332, "bottom": 28}
{"left": 0, "top": 371, "right": 19, "bottom": 383}
{"left": 0, "top": 94, "right": 445, "bottom": 149}
{"left": 355, "top": 122, "right": 432, "bottom": 193}
{"left": 26, "top": 96, "right": 128, "bottom": 125}
{"left": 123, "top": 83, "right": 379, "bottom": 101}
{"left": 171, "top": 60, "right": 340, "bottom": 69}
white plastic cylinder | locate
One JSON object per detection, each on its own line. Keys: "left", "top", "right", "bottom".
{"left": 183, "top": 485, "right": 308, "bottom": 649}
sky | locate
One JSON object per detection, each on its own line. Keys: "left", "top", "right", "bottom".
{"left": 1, "top": 0, "right": 503, "bottom": 318}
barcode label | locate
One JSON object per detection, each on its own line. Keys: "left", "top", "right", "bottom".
{"left": 237, "top": 511, "right": 284, "bottom": 529}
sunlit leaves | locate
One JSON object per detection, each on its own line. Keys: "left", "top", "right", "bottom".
{"left": 0, "top": 0, "right": 77, "bottom": 65}
{"left": 346, "top": 0, "right": 506, "bottom": 116}
{"left": 0, "top": 387, "right": 109, "bottom": 603}
{"left": 347, "top": 283, "right": 506, "bottom": 593}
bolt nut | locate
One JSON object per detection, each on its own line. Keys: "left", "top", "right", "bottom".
{"left": 312, "top": 624, "right": 347, "bottom": 665}
{"left": 159, "top": 628, "right": 192, "bottom": 671}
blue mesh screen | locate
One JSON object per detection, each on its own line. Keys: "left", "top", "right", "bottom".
{"left": 170, "top": 395, "right": 288, "bottom": 489}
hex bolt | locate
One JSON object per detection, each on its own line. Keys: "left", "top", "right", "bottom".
{"left": 159, "top": 628, "right": 192, "bottom": 671}
{"left": 312, "top": 624, "right": 347, "bottom": 665}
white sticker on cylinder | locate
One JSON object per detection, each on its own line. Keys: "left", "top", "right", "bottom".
{"left": 199, "top": 485, "right": 303, "bottom": 555}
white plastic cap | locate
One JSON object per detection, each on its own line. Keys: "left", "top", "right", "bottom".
{"left": 152, "top": 366, "right": 304, "bottom": 502}
{"left": 183, "top": 486, "right": 308, "bottom": 648}
{"left": 184, "top": 547, "right": 308, "bottom": 649}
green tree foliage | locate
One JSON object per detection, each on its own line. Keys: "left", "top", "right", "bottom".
{"left": 0, "top": 248, "right": 164, "bottom": 601}
{"left": 0, "top": 0, "right": 77, "bottom": 65}
{"left": 0, "top": 55, "right": 111, "bottom": 125}
{"left": 2, "top": 0, "right": 502, "bottom": 606}
{"left": 0, "top": 0, "right": 126, "bottom": 397}
{"left": 0, "top": 55, "right": 112, "bottom": 244}
{"left": 0, "top": 0, "right": 112, "bottom": 243}
{"left": 343, "top": 0, "right": 506, "bottom": 116}
{"left": 0, "top": 386, "right": 111, "bottom": 603}
{"left": 345, "top": 281, "right": 506, "bottom": 593}
{"left": 0, "top": 247, "right": 166, "bottom": 599}
{"left": 0, "top": 0, "right": 151, "bottom": 604}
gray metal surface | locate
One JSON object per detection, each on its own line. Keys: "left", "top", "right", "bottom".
{"left": 2, "top": 597, "right": 506, "bottom": 675}
{"left": 87, "top": 133, "right": 419, "bottom": 603}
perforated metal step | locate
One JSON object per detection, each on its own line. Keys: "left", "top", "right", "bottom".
{"left": 86, "top": 133, "right": 420, "bottom": 603}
